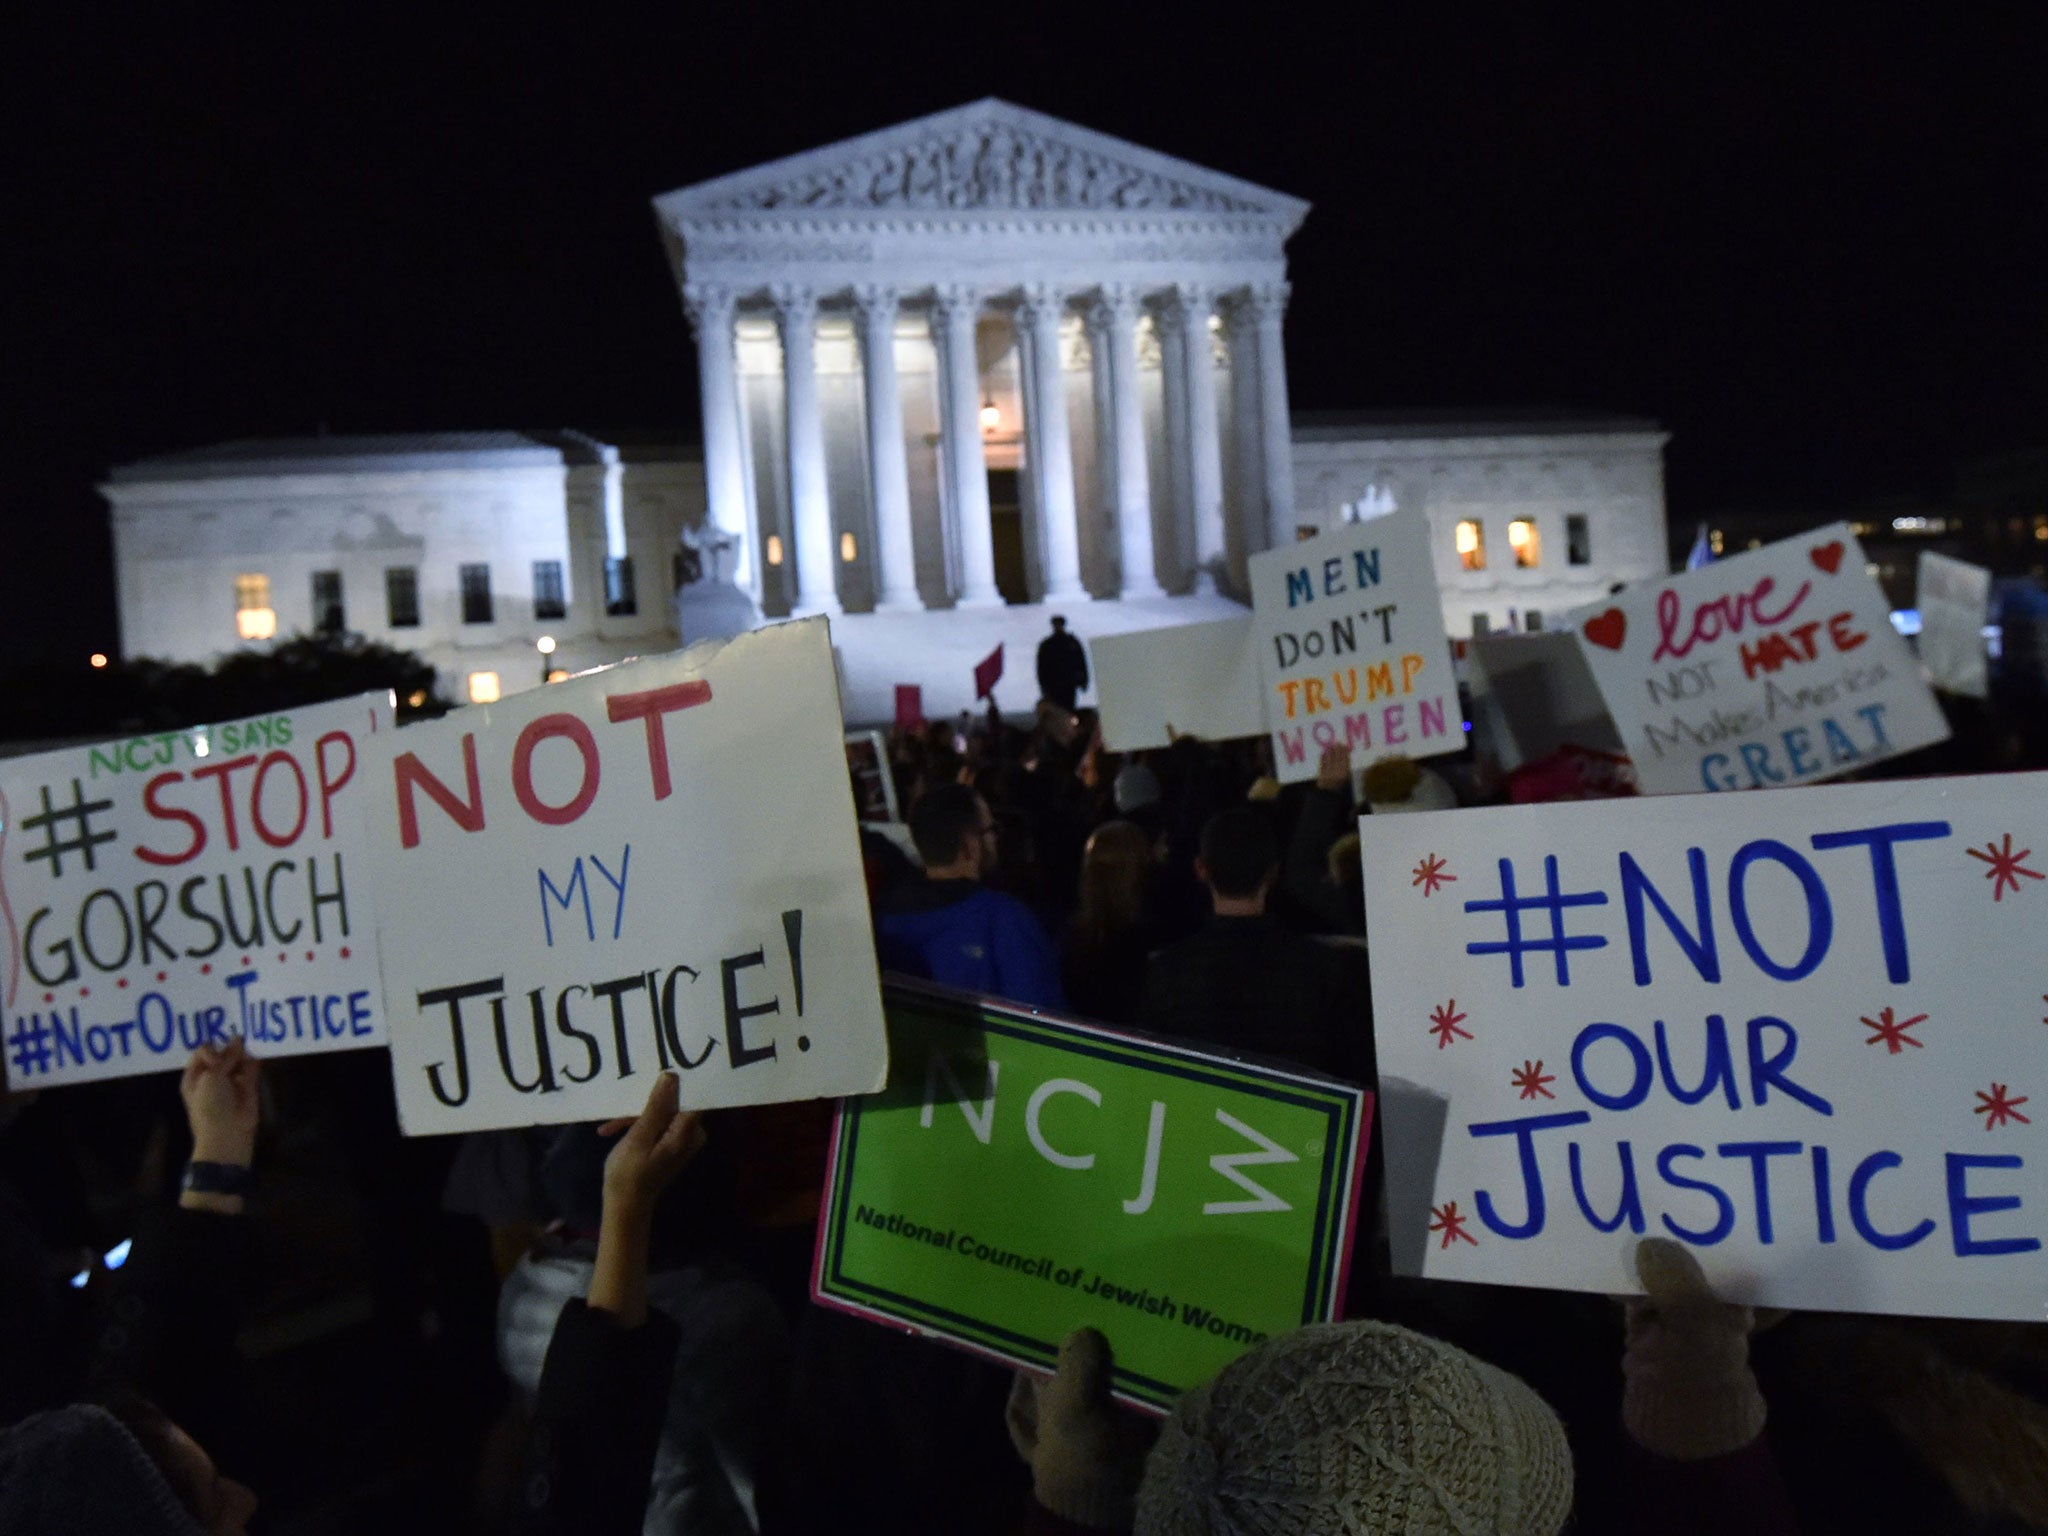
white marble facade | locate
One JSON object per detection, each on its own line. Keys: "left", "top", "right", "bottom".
{"left": 104, "top": 433, "right": 694, "bottom": 698}
{"left": 652, "top": 98, "right": 1308, "bottom": 615}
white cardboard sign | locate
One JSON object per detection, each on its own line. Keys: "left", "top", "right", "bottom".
{"left": 1360, "top": 773, "right": 2045, "bottom": 1321}
{"left": 1566, "top": 523, "right": 1948, "bottom": 795}
{"left": 1248, "top": 513, "right": 1460, "bottom": 783}
{"left": 1, "top": 695, "right": 393, "bottom": 1087}
{"left": 1917, "top": 551, "right": 1992, "bottom": 700}
{"left": 1093, "top": 617, "right": 1265, "bottom": 752}
{"left": 366, "top": 618, "right": 888, "bottom": 1135}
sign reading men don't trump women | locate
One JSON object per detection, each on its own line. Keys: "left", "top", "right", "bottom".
{"left": 1361, "top": 773, "right": 2045, "bottom": 1322}
{"left": 369, "top": 619, "right": 888, "bottom": 1135}
{"left": 1248, "top": 512, "right": 1459, "bottom": 784}
{"left": 2, "top": 694, "right": 392, "bottom": 1088}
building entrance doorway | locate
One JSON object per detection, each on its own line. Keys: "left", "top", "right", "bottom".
{"left": 986, "top": 467, "right": 1030, "bottom": 604}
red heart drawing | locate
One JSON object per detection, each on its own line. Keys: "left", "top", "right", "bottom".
{"left": 1810, "top": 541, "right": 1844, "bottom": 574}
{"left": 1583, "top": 608, "right": 1627, "bottom": 651}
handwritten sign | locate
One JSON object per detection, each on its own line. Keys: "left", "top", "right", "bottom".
{"left": 814, "top": 981, "right": 1371, "bottom": 1410}
{"left": 1248, "top": 512, "right": 1459, "bottom": 783}
{"left": 1093, "top": 617, "right": 1264, "bottom": 752}
{"left": 369, "top": 618, "right": 888, "bottom": 1135}
{"left": 1566, "top": 523, "right": 1948, "bottom": 795}
{"left": 1917, "top": 551, "right": 1991, "bottom": 700}
{"left": 1359, "top": 773, "right": 2045, "bottom": 1321}
{"left": 1, "top": 695, "right": 392, "bottom": 1088}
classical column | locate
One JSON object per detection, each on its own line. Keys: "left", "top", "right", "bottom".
{"left": 1225, "top": 297, "right": 1266, "bottom": 564}
{"left": 1165, "top": 284, "right": 1226, "bottom": 594}
{"left": 1154, "top": 302, "right": 1195, "bottom": 590}
{"left": 1017, "top": 284, "right": 1087, "bottom": 603}
{"left": 931, "top": 287, "right": 1001, "bottom": 606}
{"left": 853, "top": 285, "right": 919, "bottom": 611}
{"left": 682, "top": 283, "right": 755, "bottom": 593}
{"left": 1249, "top": 281, "right": 1297, "bottom": 550}
{"left": 773, "top": 285, "right": 837, "bottom": 616}
{"left": 1089, "top": 286, "right": 1163, "bottom": 599}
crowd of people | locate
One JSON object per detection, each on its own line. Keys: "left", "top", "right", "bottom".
{"left": 2, "top": 638, "right": 2045, "bottom": 1533}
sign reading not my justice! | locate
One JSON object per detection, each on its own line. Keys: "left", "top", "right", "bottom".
{"left": 1360, "top": 772, "right": 2044, "bottom": 1322}
{"left": 814, "top": 983, "right": 1372, "bottom": 1411}
{"left": 370, "top": 618, "right": 889, "bottom": 1135}
{"left": 1, "top": 694, "right": 393, "bottom": 1088}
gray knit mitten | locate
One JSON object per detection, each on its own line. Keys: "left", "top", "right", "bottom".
{"left": 1005, "top": 1327, "right": 1156, "bottom": 1530}
{"left": 1623, "top": 1237, "right": 1768, "bottom": 1459}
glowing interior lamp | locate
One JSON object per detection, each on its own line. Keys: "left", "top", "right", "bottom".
{"left": 536, "top": 635, "right": 557, "bottom": 657}
{"left": 88, "top": 652, "right": 108, "bottom": 669}
{"left": 1508, "top": 520, "right": 1534, "bottom": 548}
{"left": 766, "top": 535, "right": 785, "bottom": 566}
{"left": 468, "top": 671, "right": 502, "bottom": 705}
{"left": 1454, "top": 522, "right": 1481, "bottom": 555}
{"left": 406, "top": 689, "right": 429, "bottom": 709}
{"left": 979, "top": 396, "right": 1001, "bottom": 433}
{"left": 236, "top": 607, "right": 277, "bottom": 641}
{"left": 840, "top": 532, "right": 857, "bottom": 563}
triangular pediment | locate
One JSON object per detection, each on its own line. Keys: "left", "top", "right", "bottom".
{"left": 658, "top": 99, "right": 1307, "bottom": 225}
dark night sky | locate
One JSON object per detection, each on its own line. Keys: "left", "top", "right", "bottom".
{"left": 7, "top": 6, "right": 2044, "bottom": 669}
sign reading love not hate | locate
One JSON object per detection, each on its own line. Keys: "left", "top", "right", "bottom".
{"left": 814, "top": 981, "right": 1371, "bottom": 1412}
{"left": 1248, "top": 512, "right": 1460, "bottom": 784}
{"left": 368, "top": 618, "right": 889, "bottom": 1135}
{"left": 1567, "top": 523, "right": 1947, "bottom": 796}
{"left": 1359, "top": 772, "right": 2045, "bottom": 1323}
{"left": 2, "top": 694, "right": 392, "bottom": 1088}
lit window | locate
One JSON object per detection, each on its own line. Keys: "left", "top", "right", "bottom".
{"left": 467, "top": 671, "right": 501, "bottom": 704}
{"left": 311, "top": 571, "right": 345, "bottom": 633}
{"left": 1508, "top": 519, "right": 1540, "bottom": 568}
{"left": 234, "top": 574, "right": 276, "bottom": 640}
{"left": 533, "top": 560, "right": 567, "bottom": 620}
{"left": 766, "top": 534, "right": 785, "bottom": 566}
{"left": 1455, "top": 521, "right": 1485, "bottom": 572}
{"left": 386, "top": 567, "right": 420, "bottom": 628}
{"left": 1566, "top": 514, "right": 1592, "bottom": 566}
{"left": 605, "top": 556, "right": 637, "bottom": 617}
{"left": 460, "top": 564, "right": 493, "bottom": 625}
{"left": 840, "top": 531, "right": 858, "bottom": 563}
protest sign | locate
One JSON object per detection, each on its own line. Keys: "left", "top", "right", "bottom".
{"left": 1, "top": 694, "right": 392, "bottom": 1088}
{"left": 368, "top": 618, "right": 889, "bottom": 1135}
{"left": 1566, "top": 522, "right": 1948, "bottom": 795}
{"left": 1465, "top": 632, "right": 1623, "bottom": 774}
{"left": 973, "top": 644, "right": 1004, "bottom": 701}
{"left": 844, "top": 730, "right": 899, "bottom": 822}
{"left": 1917, "top": 551, "right": 1992, "bottom": 700}
{"left": 1359, "top": 772, "right": 2045, "bottom": 1321}
{"left": 1093, "top": 617, "right": 1264, "bottom": 752}
{"left": 814, "top": 981, "right": 1371, "bottom": 1410}
{"left": 1247, "top": 512, "right": 1459, "bottom": 783}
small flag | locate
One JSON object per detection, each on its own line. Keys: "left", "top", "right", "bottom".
{"left": 1686, "top": 524, "right": 1715, "bottom": 571}
{"left": 973, "top": 643, "right": 1004, "bottom": 702}
{"left": 894, "top": 684, "right": 925, "bottom": 734}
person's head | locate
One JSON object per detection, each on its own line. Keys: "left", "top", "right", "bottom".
{"left": 1326, "top": 830, "right": 1362, "bottom": 894}
{"left": 1075, "top": 820, "right": 1154, "bottom": 941}
{"left": 0, "top": 1400, "right": 257, "bottom": 1536}
{"left": 1138, "top": 1321, "right": 1572, "bottom": 1535}
{"left": 1112, "top": 762, "right": 1161, "bottom": 816}
{"left": 1197, "top": 807, "right": 1279, "bottom": 912}
{"left": 910, "top": 782, "right": 996, "bottom": 879}
{"left": 1050, "top": 615, "right": 1067, "bottom": 633}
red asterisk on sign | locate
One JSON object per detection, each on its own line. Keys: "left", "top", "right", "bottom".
{"left": 1861, "top": 1006, "right": 1927, "bottom": 1054}
{"left": 1511, "top": 1060, "right": 1556, "bottom": 1099}
{"left": 1966, "top": 833, "right": 2045, "bottom": 901}
{"left": 1975, "top": 1083, "right": 2031, "bottom": 1130}
{"left": 1428, "top": 1000, "right": 1472, "bottom": 1049}
{"left": 1411, "top": 853, "right": 1455, "bottom": 897}
{"left": 1429, "top": 1201, "right": 1479, "bottom": 1248}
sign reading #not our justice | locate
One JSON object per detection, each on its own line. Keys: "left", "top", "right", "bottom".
{"left": 1361, "top": 773, "right": 2044, "bottom": 1323}
{"left": 1248, "top": 512, "right": 1460, "bottom": 784}
{"left": 1, "top": 694, "right": 393, "bottom": 1088}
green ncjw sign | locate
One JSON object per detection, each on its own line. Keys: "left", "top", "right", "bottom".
{"left": 813, "top": 982, "right": 1373, "bottom": 1411}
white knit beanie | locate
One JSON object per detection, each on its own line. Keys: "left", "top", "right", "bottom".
{"left": 1136, "top": 1321, "right": 1573, "bottom": 1536}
